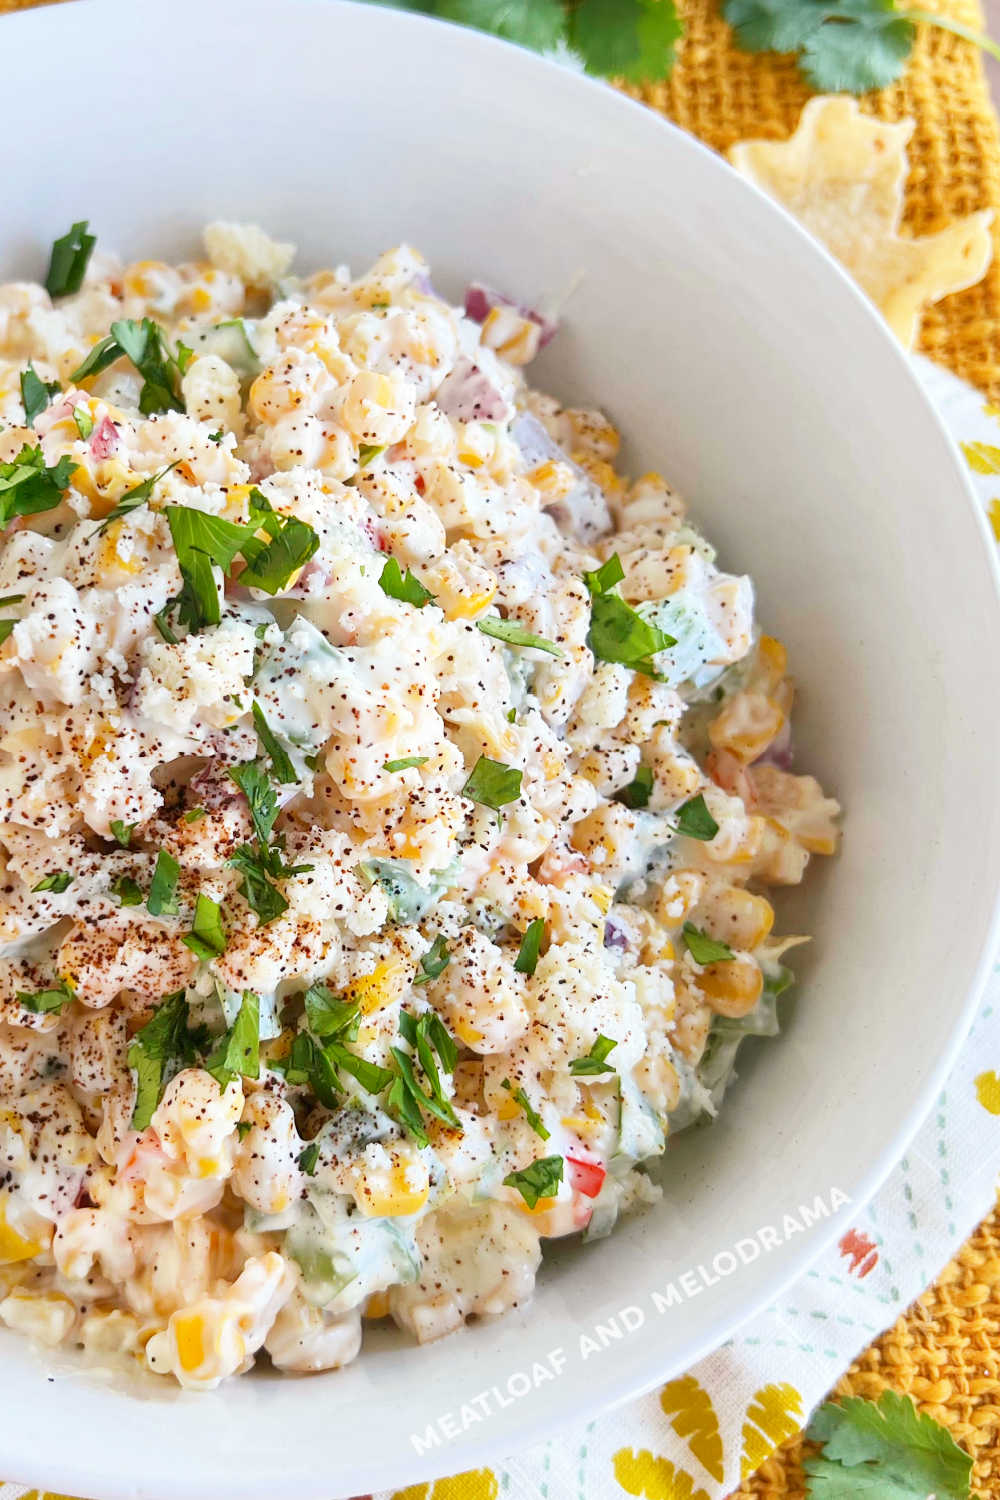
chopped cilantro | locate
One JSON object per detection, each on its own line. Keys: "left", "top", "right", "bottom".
{"left": 182, "top": 893, "right": 227, "bottom": 960}
{"left": 111, "top": 874, "right": 144, "bottom": 907}
{"left": 384, "top": 755, "right": 428, "bottom": 773}
{"left": 514, "top": 918, "right": 545, "bottom": 976}
{"left": 127, "top": 990, "right": 195, "bottom": 1129}
{"left": 615, "top": 764, "right": 653, "bottom": 810}
{"left": 584, "top": 552, "right": 675, "bottom": 675}
{"left": 674, "top": 792, "right": 719, "bottom": 841}
{"left": 0, "top": 445, "right": 75, "bottom": 528}
{"left": 72, "top": 406, "right": 94, "bottom": 440}
{"left": 682, "top": 922, "right": 735, "bottom": 965}
{"left": 804, "top": 1389, "right": 973, "bottom": 1499}
{"left": 45, "top": 220, "right": 96, "bottom": 298}
{"left": 303, "top": 983, "right": 360, "bottom": 1041}
{"left": 503, "top": 1154, "right": 563, "bottom": 1209}
{"left": 461, "top": 755, "right": 522, "bottom": 817}
{"left": 20, "top": 366, "right": 60, "bottom": 428}
{"left": 205, "top": 991, "right": 260, "bottom": 1087}
{"left": 183, "top": 806, "right": 206, "bottom": 824}
{"left": 109, "top": 819, "right": 135, "bottom": 847}
{"left": 501, "top": 1079, "right": 550, "bottom": 1139}
{"left": 228, "top": 761, "right": 279, "bottom": 845}
{"left": 298, "top": 1141, "right": 321, "bottom": 1175}
{"left": 95, "top": 462, "right": 177, "bottom": 534}
{"left": 16, "top": 978, "right": 76, "bottom": 1015}
{"left": 238, "top": 491, "right": 319, "bottom": 594}
{"left": 569, "top": 1034, "right": 618, "bottom": 1076}
{"left": 413, "top": 934, "right": 450, "bottom": 985}
{"left": 70, "top": 317, "right": 185, "bottom": 415}
{"left": 147, "top": 849, "right": 180, "bottom": 917}
{"left": 31, "top": 872, "right": 72, "bottom": 894}
{"left": 251, "top": 702, "right": 297, "bottom": 785}
{"left": 476, "top": 616, "right": 563, "bottom": 657}
{"left": 379, "top": 556, "right": 435, "bottom": 607}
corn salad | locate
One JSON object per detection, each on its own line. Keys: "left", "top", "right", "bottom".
{"left": 0, "top": 221, "right": 839, "bottom": 1388}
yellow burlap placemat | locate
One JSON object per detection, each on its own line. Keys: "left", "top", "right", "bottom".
{"left": 3, "top": 1, "right": 1000, "bottom": 1497}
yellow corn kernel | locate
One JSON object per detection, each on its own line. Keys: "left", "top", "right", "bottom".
{"left": 353, "top": 1153, "right": 430, "bottom": 1218}
{"left": 591, "top": 884, "right": 613, "bottom": 915}
{"left": 755, "top": 635, "right": 787, "bottom": 691}
{"left": 189, "top": 286, "right": 213, "bottom": 313}
{"left": 708, "top": 692, "right": 785, "bottom": 764}
{"left": 454, "top": 1017, "right": 485, "bottom": 1048}
{"left": 196, "top": 1157, "right": 221, "bottom": 1180}
{"left": 98, "top": 527, "right": 144, "bottom": 576}
{"left": 799, "top": 829, "right": 838, "bottom": 857}
{"left": 528, "top": 460, "right": 576, "bottom": 499}
{"left": 571, "top": 451, "right": 625, "bottom": 497}
{"left": 307, "top": 340, "right": 353, "bottom": 383}
{"left": 497, "top": 1094, "right": 521, "bottom": 1122}
{"left": 658, "top": 869, "right": 705, "bottom": 923}
{"left": 694, "top": 955, "right": 763, "bottom": 1018}
{"left": 345, "top": 960, "right": 405, "bottom": 1016}
{"left": 445, "top": 585, "right": 497, "bottom": 620}
{"left": 364, "top": 1291, "right": 391, "bottom": 1319}
{"left": 703, "top": 887, "right": 774, "bottom": 950}
{"left": 173, "top": 1313, "right": 207, "bottom": 1374}
{"left": 71, "top": 463, "right": 98, "bottom": 504}
{"left": 0, "top": 1208, "right": 40, "bottom": 1266}
{"left": 123, "top": 260, "right": 170, "bottom": 300}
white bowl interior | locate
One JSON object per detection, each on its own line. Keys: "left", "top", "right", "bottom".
{"left": 2, "top": 2, "right": 1000, "bottom": 1495}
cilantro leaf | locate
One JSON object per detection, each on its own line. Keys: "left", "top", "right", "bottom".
{"left": 388, "top": 1009, "right": 461, "bottom": 1137}
{"left": 379, "top": 555, "right": 435, "bottom": 607}
{"left": 501, "top": 1079, "right": 550, "bottom": 1138}
{"left": 72, "top": 406, "right": 94, "bottom": 440}
{"left": 384, "top": 755, "right": 428, "bottom": 772}
{"left": 205, "top": 991, "right": 260, "bottom": 1087}
{"left": 572, "top": 0, "right": 682, "bottom": 81}
{"left": 303, "top": 983, "right": 360, "bottom": 1041}
{"left": 111, "top": 874, "right": 144, "bottom": 907}
{"left": 0, "top": 445, "right": 75, "bottom": 528}
{"left": 227, "top": 841, "right": 310, "bottom": 925}
{"left": 238, "top": 496, "right": 319, "bottom": 594}
{"left": 435, "top": 0, "right": 566, "bottom": 50}
{"left": 584, "top": 552, "right": 675, "bottom": 674}
{"left": 462, "top": 754, "right": 522, "bottom": 815}
{"left": 722, "top": 0, "right": 921, "bottom": 95}
{"left": 31, "top": 872, "right": 73, "bottom": 894}
{"left": 569, "top": 1034, "right": 618, "bottom": 1076}
{"left": 20, "top": 366, "right": 60, "bottom": 428}
{"left": 16, "top": 978, "right": 76, "bottom": 1015}
{"left": 147, "top": 849, "right": 180, "bottom": 917}
{"left": 252, "top": 702, "right": 298, "bottom": 785}
{"left": 615, "top": 764, "right": 653, "bottom": 810}
{"left": 298, "top": 1141, "right": 320, "bottom": 1175}
{"left": 476, "top": 615, "right": 563, "bottom": 656}
{"left": 674, "top": 792, "right": 720, "bottom": 841}
{"left": 682, "top": 922, "right": 735, "bottom": 965}
{"left": 127, "top": 990, "right": 195, "bottom": 1129}
{"left": 45, "top": 221, "right": 96, "bottom": 298}
{"left": 414, "top": 934, "right": 450, "bottom": 985}
{"left": 110, "top": 819, "right": 135, "bottom": 848}
{"left": 514, "top": 918, "right": 545, "bottom": 976}
{"left": 163, "top": 504, "right": 250, "bottom": 631}
{"left": 182, "top": 892, "right": 227, "bottom": 960}
{"left": 325, "top": 1043, "right": 394, "bottom": 1097}
{"left": 503, "top": 1154, "right": 563, "bottom": 1209}
{"left": 228, "top": 761, "right": 279, "bottom": 844}
{"left": 804, "top": 1390, "right": 972, "bottom": 1500}
{"left": 70, "top": 318, "right": 185, "bottom": 414}
{"left": 95, "top": 462, "right": 177, "bottom": 534}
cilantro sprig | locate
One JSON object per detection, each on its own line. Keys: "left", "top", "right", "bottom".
{"left": 16, "top": 978, "right": 76, "bottom": 1015}
{"left": 20, "top": 366, "right": 60, "bottom": 428}
{"left": 584, "top": 554, "right": 675, "bottom": 677}
{"left": 71, "top": 317, "right": 185, "bottom": 415}
{"left": 682, "top": 922, "right": 735, "bottom": 965}
{"left": 462, "top": 754, "right": 522, "bottom": 820}
{"left": 503, "top": 1154, "right": 563, "bottom": 1209}
{"left": 127, "top": 990, "right": 200, "bottom": 1129}
{"left": 804, "top": 1390, "right": 972, "bottom": 1499}
{"left": 0, "top": 446, "right": 75, "bottom": 529}
{"left": 369, "top": 0, "right": 683, "bottom": 81}
{"left": 723, "top": 0, "right": 1000, "bottom": 95}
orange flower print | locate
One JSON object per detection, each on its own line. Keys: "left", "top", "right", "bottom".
{"left": 838, "top": 1228, "right": 879, "bottom": 1277}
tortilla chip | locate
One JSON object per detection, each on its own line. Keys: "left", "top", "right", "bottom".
{"left": 728, "top": 96, "right": 994, "bottom": 349}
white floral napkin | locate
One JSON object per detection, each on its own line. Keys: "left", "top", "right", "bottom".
{"left": 1, "top": 358, "right": 998, "bottom": 1500}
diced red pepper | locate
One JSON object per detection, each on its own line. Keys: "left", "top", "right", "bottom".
{"left": 566, "top": 1155, "right": 606, "bottom": 1199}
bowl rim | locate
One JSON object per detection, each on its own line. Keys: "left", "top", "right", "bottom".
{"left": 2, "top": 1, "right": 1000, "bottom": 1495}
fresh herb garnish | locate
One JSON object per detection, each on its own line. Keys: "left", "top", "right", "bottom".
{"left": 379, "top": 556, "right": 435, "bottom": 607}
{"left": 303, "top": 983, "right": 360, "bottom": 1041}
{"left": 252, "top": 702, "right": 297, "bottom": 785}
{"left": 723, "top": 0, "right": 1000, "bottom": 96}
{"left": 414, "top": 934, "right": 450, "bottom": 985}
{"left": 72, "top": 406, "right": 94, "bottom": 440}
{"left": 569, "top": 1034, "right": 618, "bottom": 1076}
{"left": 111, "top": 874, "right": 144, "bottom": 906}
{"left": 476, "top": 616, "right": 563, "bottom": 657}
{"left": 71, "top": 317, "right": 185, "bottom": 415}
{"left": 673, "top": 792, "right": 720, "bottom": 841}
{"left": 682, "top": 922, "right": 735, "bottom": 965}
{"left": 127, "top": 990, "right": 197, "bottom": 1129}
{"left": 31, "top": 872, "right": 73, "bottom": 894}
{"left": 514, "top": 918, "right": 545, "bottom": 976}
{"left": 804, "top": 1389, "right": 973, "bottom": 1499}
{"left": 298, "top": 1141, "right": 321, "bottom": 1175}
{"left": 228, "top": 840, "right": 311, "bottom": 925}
{"left": 0, "top": 446, "right": 75, "bottom": 528}
{"left": 387, "top": 1010, "right": 461, "bottom": 1142}
{"left": 357, "top": 443, "right": 386, "bottom": 466}
{"left": 384, "top": 755, "right": 428, "bottom": 773}
{"left": 205, "top": 991, "right": 260, "bottom": 1087}
{"left": 16, "top": 978, "right": 76, "bottom": 1015}
{"left": 95, "top": 462, "right": 178, "bottom": 534}
{"left": 501, "top": 1079, "right": 550, "bottom": 1139}
{"left": 183, "top": 806, "right": 206, "bottom": 824}
{"left": 147, "top": 849, "right": 181, "bottom": 917}
{"left": 20, "top": 366, "right": 60, "bottom": 428}
{"left": 503, "top": 1154, "right": 563, "bottom": 1209}
{"left": 109, "top": 819, "right": 135, "bottom": 848}
{"left": 182, "top": 893, "right": 227, "bottom": 960}
{"left": 238, "top": 492, "right": 319, "bottom": 594}
{"left": 462, "top": 755, "right": 522, "bottom": 819}
{"left": 228, "top": 761, "right": 279, "bottom": 844}
{"left": 584, "top": 552, "right": 675, "bottom": 676}
{"left": 615, "top": 764, "right": 653, "bottom": 810}
{"left": 45, "top": 220, "right": 96, "bottom": 298}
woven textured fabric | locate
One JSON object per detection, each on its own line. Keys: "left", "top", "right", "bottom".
{"left": 3, "top": 3, "right": 1000, "bottom": 1500}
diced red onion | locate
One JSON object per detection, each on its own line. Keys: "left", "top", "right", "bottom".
{"left": 511, "top": 413, "right": 611, "bottom": 543}
{"left": 90, "top": 416, "right": 119, "bottom": 460}
{"left": 464, "top": 282, "right": 558, "bottom": 348}
{"left": 434, "top": 356, "right": 512, "bottom": 423}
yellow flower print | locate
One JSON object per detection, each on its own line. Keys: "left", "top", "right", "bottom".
{"left": 740, "top": 1382, "right": 804, "bottom": 1478}
{"left": 657, "top": 1376, "right": 724, "bottom": 1483}
{"left": 612, "top": 1448, "right": 711, "bottom": 1500}
{"left": 975, "top": 1071, "right": 1000, "bottom": 1115}
{"left": 988, "top": 501, "right": 1000, "bottom": 543}
{"left": 962, "top": 441, "right": 1000, "bottom": 475}
{"left": 391, "top": 1468, "right": 498, "bottom": 1500}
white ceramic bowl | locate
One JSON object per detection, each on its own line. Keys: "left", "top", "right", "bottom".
{"left": 2, "top": 1, "right": 1000, "bottom": 1495}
